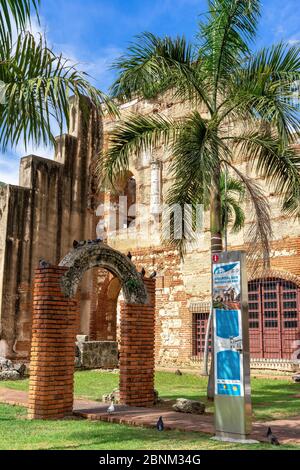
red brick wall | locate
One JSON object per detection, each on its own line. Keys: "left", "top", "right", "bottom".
{"left": 28, "top": 268, "right": 156, "bottom": 419}
{"left": 28, "top": 267, "right": 78, "bottom": 419}
{"left": 119, "top": 278, "right": 156, "bottom": 406}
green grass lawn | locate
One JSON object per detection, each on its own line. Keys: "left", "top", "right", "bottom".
{"left": 0, "top": 402, "right": 299, "bottom": 451}
{"left": 1, "top": 370, "right": 299, "bottom": 421}
{"left": 0, "top": 370, "right": 299, "bottom": 450}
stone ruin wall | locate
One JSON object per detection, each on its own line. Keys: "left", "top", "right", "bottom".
{"left": 101, "top": 92, "right": 300, "bottom": 367}
{"left": 1, "top": 89, "right": 300, "bottom": 368}
{"left": 0, "top": 97, "right": 102, "bottom": 359}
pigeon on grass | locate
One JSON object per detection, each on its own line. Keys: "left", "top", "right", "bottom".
{"left": 267, "top": 427, "right": 280, "bottom": 446}
{"left": 156, "top": 416, "right": 164, "bottom": 431}
{"left": 107, "top": 401, "right": 115, "bottom": 414}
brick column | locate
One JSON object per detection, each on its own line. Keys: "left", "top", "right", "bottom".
{"left": 119, "top": 278, "right": 156, "bottom": 407}
{"left": 28, "top": 267, "right": 78, "bottom": 419}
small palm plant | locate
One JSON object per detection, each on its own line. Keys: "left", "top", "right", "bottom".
{"left": 220, "top": 173, "right": 245, "bottom": 240}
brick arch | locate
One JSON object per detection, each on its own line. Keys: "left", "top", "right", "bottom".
{"left": 59, "top": 242, "right": 147, "bottom": 304}
{"left": 248, "top": 269, "right": 300, "bottom": 286}
{"left": 28, "top": 245, "right": 155, "bottom": 420}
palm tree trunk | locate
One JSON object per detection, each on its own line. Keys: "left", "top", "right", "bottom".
{"left": 207, "top": 167, "right": 223, "bottom": 400}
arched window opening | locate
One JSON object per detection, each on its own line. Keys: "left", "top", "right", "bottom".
{"left": 113, "top": 171, "right": 137, "bottom": 229}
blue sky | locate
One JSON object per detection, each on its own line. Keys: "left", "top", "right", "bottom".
{"left": 1, "top": 0, "right": 300, "bottom": 183}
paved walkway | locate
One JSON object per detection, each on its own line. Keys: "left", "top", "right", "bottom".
{"left": 0, "top": 388, "right": 299, "bottom": 444}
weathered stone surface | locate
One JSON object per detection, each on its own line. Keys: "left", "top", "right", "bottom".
{"left": 76, "top": 335, "right": 89, "bottom": 343}
{"left": 0, "top": 356, "right": 27, "bottom": 379}
{"left": 78, "top": 340, "right": 119, "bottom": 369}
{"left": 13, "top": 363, "right": 26, "bottom": 376}
{"left": 74, "top": 356, "right": 81, "bottom": 368}
{"left": 59, "top": 243, "right": 148, "bottom": 304}
{"left": 172, "top": 398, "right": 205, "bottom": 415}
{"left": 0, "top": 370, "right": 21, "bottom": 381}
{"left": 0, "top": 358, "right": 13, "bottom": 370}
{"left": 0, "top": 97, "right": 102, "bottom": 359}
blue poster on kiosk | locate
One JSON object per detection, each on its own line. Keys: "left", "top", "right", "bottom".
{"left": 213, "top": 262, "right": 244, "bottom": 397}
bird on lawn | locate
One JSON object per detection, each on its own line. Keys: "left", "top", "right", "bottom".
{"left": 39, "top": 258, "right": 51, "bottom": 269}
{"left": 267, "top": 427, "right": 280, "bottom": 446}
{"left": 156, "top": 416, "right": 164, "bottom": 432}
{"left": 175, "top": 369, "right": 182, "bottom": 376}
{"left": 140, "top": 268, "right": 146, "bottom": 278}
{"left": 107, "top": 401, "right": 115, "bottom": 414}
{"left": 150, "top": 271, "right": 157, "bottom": 279}
{"left": 127, "top": 251, "right": 132, "bottom": 260}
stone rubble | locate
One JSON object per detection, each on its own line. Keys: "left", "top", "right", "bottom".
{"left": 172, "top": 398, "right": 206, "bottom": 415}
{"left": 0, "top": 357, "right": 27, "bottom": 381}
{"left": 292, "top": 373, "right": 300, "bottom": 383}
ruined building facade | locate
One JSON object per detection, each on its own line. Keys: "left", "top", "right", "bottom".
{"left": 0, "top": 97, "right": 101, "bottom": 358}
{"left": 1, "top": 95, "right": 300, "bottom": 370}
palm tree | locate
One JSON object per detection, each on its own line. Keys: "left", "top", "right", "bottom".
{"left": 0, "top": 1, "right": 117, "bottom": 152}
{"left": 101, "top": 0, "right": 300, "bottom": 396}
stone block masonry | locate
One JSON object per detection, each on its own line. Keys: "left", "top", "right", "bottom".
{"left": 0, "top": 96, "right": 102, "bottom": 360}
{"left": 76, "top": 339, "right": 119, "bottom": 369}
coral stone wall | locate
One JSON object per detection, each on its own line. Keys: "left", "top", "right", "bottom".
{"left": 99, "top": 96, "right": 300, "bottom": 367}
{"left": 0, "top": 98, "right": 102, "bottom": 359}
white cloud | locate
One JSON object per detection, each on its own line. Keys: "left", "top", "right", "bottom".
{"left": 288, "top": 38, "right": 300, "bottom": 45}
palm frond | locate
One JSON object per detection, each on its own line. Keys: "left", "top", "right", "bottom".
{"left": 222, "top": 196, "right": 245, "bottom": 233}
{"left": 220, "top": 172, "right": 245, "bottom": 233}
{"left": 225, "top": 130, "right": 300, "bottom": 216}
{"left": 198, "top": 0, "right": 260, "bottom": 102}
{"left": 0, "top": 32, "right": 117, "bottom": 152}
{"left": 0, "top": 0, "right": 40, "bottom": 42}
{"left": 110, "top": 32, "right": 212, "bottom": 112}
{"left": 222, "top": 43, "right": 300, "bottom": 142}
{"left": 226, "top": 162, "right": 272, "bottom": 269}
{"left": 100, "top": 112, "right": 181, "bottom": 187}
{"left": 110, "top": 32, "right": 194, "bottom": 99}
